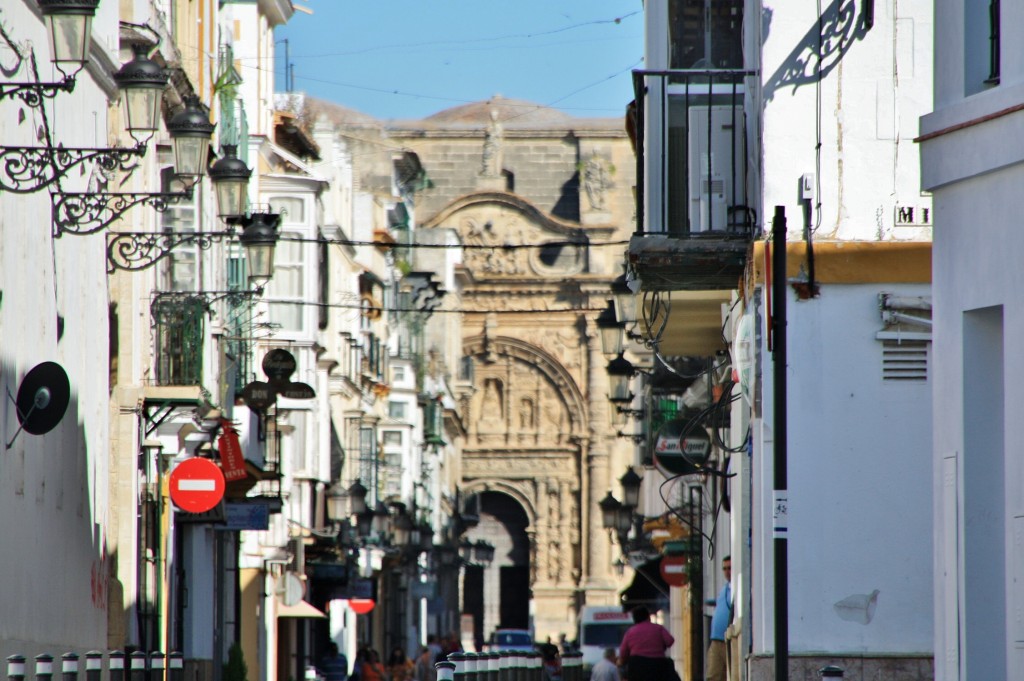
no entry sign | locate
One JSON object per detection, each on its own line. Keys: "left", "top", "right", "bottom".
{"left": 170, "top": 457, "right": 226, "bottom": 513}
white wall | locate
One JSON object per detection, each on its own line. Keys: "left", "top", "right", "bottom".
{"left": 0, "top": 0, "right": 118, "bottom": 655}
{"left": 760, "top": 0, "right": 933, "bottom": 241}
{"left": 753, "top": 283, "right": 933, "bottom": 655}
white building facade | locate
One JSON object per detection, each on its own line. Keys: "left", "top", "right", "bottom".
{"left": 920, "top": 2, "right": 1024, "bottom": 679}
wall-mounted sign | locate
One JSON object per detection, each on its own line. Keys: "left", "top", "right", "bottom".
{"left": 169, "top": 457, "right": 226, "bottom": 513}
{"left": 652, "top": 418, "right": 712, "bottom": 476}
{"left": 262, "top": 349, "right": 296, "bottom": 386}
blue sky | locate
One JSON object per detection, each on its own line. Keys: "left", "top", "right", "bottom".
{"left": 273, "top": 1, "right": 643, "bottom": 121}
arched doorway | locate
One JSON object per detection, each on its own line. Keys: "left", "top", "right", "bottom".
{"left": 464, "top": 491, "right": 532, "bottom": 648}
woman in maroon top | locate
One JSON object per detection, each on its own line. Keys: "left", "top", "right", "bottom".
{"left": 617, "top": 606, "right": 678, "bottom": 680}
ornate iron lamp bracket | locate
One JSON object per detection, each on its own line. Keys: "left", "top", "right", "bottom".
{"left": 0, "top": 144, "right": 145, "bottom": 194}
{"left": 106, "top": 230, "right": 233, "bottom": 272}
{"left": 53, "top": 188, "right": 194, "bottom": 236}
{"left": 0, "top": 78, "right": 75, "bottom": 108}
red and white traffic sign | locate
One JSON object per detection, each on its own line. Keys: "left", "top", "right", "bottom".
{"left": 169, "top": 457, "right": 226, "bottom": 513}
{"left": 660, "top": 555, "right": 689, "bottom": 587}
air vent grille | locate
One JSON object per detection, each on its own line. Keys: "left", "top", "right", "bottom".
{"left": 882, "top": 339, "right": 928, "bottom": 381}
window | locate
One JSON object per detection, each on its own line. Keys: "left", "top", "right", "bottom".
{"left": 269, "top": 196, "right": 305, "bottom": 223}
{"left": 388, "top": 401, "right": 407, "bottom": 420}
{"left": 151, "top": 294, "right": 205, "bottom": 385}
{"left": 157, "top": 149, "right": 200, "bottom": 291}
{"left": 392, "top": 366, "right": 406, "bottom": 384}
{"left": 669, "top": 0, "right": 743, "bottom": 70}
{"left": 268, "top": 232, "right": 304, "bottom": 332}
{"left": 382, "top": 431, "right": 403, "bottom": 447}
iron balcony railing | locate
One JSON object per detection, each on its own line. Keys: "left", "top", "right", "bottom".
{"left": 151, "top": 293, "right": 206, "bottom": 386}
{"left": 632, "top": 69, "right": 757, "bottom": 239}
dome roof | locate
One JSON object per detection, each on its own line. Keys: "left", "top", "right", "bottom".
{"left": 422, "top": 95, "right": 573, "bottom": 127}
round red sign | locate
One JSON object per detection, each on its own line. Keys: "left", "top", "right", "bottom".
{"left": 660, "top": 555, "right": 689, "bottom": 587}
{"left": 169, "top": 457, "right": 226, "bottom": 513}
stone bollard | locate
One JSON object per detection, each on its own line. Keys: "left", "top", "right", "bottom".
{"left": 436, "top": 660, "right": 456, "bottom": 681}
{"left": 820, "top": 666, "right": 844, "bottom": 679}
{"left": 84, "top": 653, "right": 102, "bottom": 681}
{"left": 108, "top": 652, "right": 125, "bottom": 681}
{"left": 7, "top": 655, "right": 26, "bottom": 681}
{"left": 34, "top": 655, "right": 54, "bottom": 681}
{"left": 61, "top": 653, "right": 78, "bottom": 681}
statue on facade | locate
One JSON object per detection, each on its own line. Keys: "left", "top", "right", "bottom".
{"left": 480, "top": 109, "right": 504, "bottom": 177}
{"left": 582, "top": 154, "right": 609, "bottom": 211}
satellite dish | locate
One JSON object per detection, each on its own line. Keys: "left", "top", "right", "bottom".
{"left": 279, "top": 572, "right": 304, "bottom": 607}
{"left": 6, "top": 361, "right": 70, "bottom": 448}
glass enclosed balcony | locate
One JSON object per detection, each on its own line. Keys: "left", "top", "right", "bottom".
{"left": 629, "top": 68, "right": 756, "bottom": 291}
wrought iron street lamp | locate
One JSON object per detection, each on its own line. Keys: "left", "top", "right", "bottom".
{"left": 611, "top": 272, "right": 638, "bottom": 325}
{"left": 619, "top": 467, "right": 643, "bottom": 508}
{"left": 596, "top": 301, "right": 625, "bottom": 356}
{"left": 209, "top": 145, "right": 252, "bottom": 219}
{"left": 39, "top": 0, "right": 99, "bottom": 79}
{"left": 607, "top": 352, "right": 636, "bottom": 405}
{"left": 237, "top": 211, "right": 281, "bottom": 286}
{"left": 599, "top": 491, "right": 622, "bottom": 531}
{"left": 112, "top": 44, "right": 168, "bottom": 145}
{"left": 167, "top": 95, "right": 215, "bottom": 183}
{"left": 348, "top": 479, "right": 368, "bottom": 515}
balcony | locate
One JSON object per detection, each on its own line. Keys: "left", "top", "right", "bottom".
{"left": 629, "top": 68, "right": 756, "bottom": 292}
{"left": 151, "top": 293, "right": 207, "bottom": 386}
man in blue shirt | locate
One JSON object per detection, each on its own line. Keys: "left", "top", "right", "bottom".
{"left": 706, "top": 556, "right": 732, "bottom": 681}
{"left": 318, "top": 642, "right": 349, "bottom": 681}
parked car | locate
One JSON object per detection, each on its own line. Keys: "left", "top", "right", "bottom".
{"left": 488, "top": 628, "right": 535, "bottom": 652}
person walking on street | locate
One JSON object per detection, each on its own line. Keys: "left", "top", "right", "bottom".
{"left": 706, "top": 556, "right": 733, "bottom": 681}
{"left": 318, "top": 642, "right": 349, "bottom": 681}
{"left": 618, "top": 605, "right": 677, "bottom": 681}
{"left": 590, "top": 648, "right": 621, "bottom": 681}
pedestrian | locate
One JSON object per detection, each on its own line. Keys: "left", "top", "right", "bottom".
{"left": 617, "top": 605, "right": 677, "bottom": 681}
{"left": 706, "top": 556, "right": 733, "bottom": 681}
{"left": 358, "top": 650, "right": 386, "bottom": 681}
{"left": 318, "top": 642, "right": 349, "bottom": 681}
{"left": 427, "top": 635, "right": 443, "bottom": 664}
{"left": 590, "top": 648, "right": 621, "bottom": 681}
{"left": 387, "top": 646, "right": 415, "bottom": 681}
{"left": 414, "top": 647, "right": 436, "bottom": 681}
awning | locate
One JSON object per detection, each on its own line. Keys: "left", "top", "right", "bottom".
{"left": 277, "top": 600, "right": 327, "bottom": 619}
{"left": 621, "top": 558, "right": 670, "bottom": 614}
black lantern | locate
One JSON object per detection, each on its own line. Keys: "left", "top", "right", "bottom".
{"left": 325, "top": 483, "right": 347, "bottom": 524}
{"left": 39, "top": 0, "right": 99, "bottom": 77}
{"left": 392, "top": 508, "right": 414, "bottom": 548}
{"left": 418, "top": 522, "right": 434, "bottom": 552}
{"left": 371, "top": 501, "right": 391, "bottom": 536}
{"left": 237, "top": 211, "right": 281, "bottom": 286}
{"left": 167, "top": 95, "right": 214, "bottom": 181}
{"left": 596, "top": 301, "right": 624, "bottom": 356}
{"left": 473, "top": 540, "right": 495, "bottom": 564}
{"left": 619, "top": 467, "right": 643, "bottom": 509}
{"left": 614, "top": 505, "right": 633, "bottom": 534}
{"left": 599, "top": 491, "right": 622, "bottom": 531}
{"left": 209, "top": 145, "right": 252, "bottom": 218}
{"left": 356, "top": 508, "right": 374, "bottom": 539}
{"left": 348, "top": 479, "right": 368, "bottom": 516}
{"left": 112, "top": 44, "right": 167, "bottom": 144}
{"left": 611, "top": 272, "right": 638, "bottom": 325}
{"left": 606, "top": 352, "right": 635, "bottom": 404}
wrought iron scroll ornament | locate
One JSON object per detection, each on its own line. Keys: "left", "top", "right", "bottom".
{"left": 0, "top": 77, "right": 75, "bottom": 108}
{"left": 52, "top": 188, "right": 194, "bottom": 236}
{"left": 107, "top": 230, "right": 232, "bottom": 272}
{"left": 0, "top": 143, "right": 145, "bottom": 194}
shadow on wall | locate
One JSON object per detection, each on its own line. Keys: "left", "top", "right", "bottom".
{"left": 763, "top": 0, "right": 875, "bottom": 102}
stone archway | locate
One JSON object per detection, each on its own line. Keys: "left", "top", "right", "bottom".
{"left": 461, "top": 335, "right": 588, "bottom": 641}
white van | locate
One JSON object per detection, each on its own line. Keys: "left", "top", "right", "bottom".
{"left": 578, "top": 606, "right": 633, "bottom": 678}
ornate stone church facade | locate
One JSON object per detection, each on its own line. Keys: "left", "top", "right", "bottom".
{"left": 323, "top": 96, "right": 637, "bottom": 642}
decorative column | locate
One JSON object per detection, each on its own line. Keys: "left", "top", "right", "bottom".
{"left": 584, "top": 325, "right": 615, "bottom": 591}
